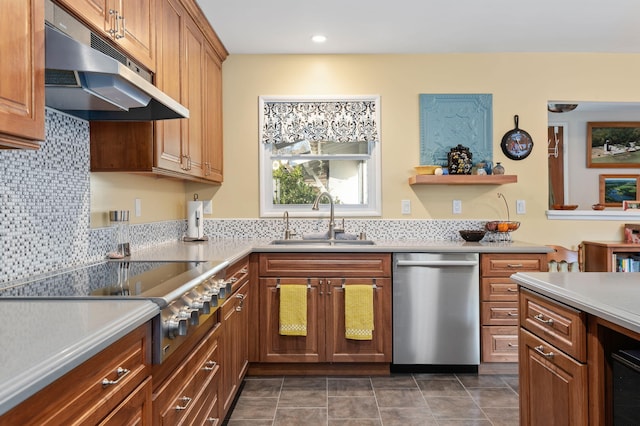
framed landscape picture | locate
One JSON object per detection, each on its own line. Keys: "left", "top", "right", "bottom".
{"left": 587, "top": 122, "right": 640, "bottom": 168}
{"left": 599, "top": 174, "right": 640, "bottom": 207}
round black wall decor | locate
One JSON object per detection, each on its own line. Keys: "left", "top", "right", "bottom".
{"left": 501, "top": 115, "right": 533, "bottom": 160}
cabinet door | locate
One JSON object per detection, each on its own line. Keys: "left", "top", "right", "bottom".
{"left": 519, "top": 328, "right": 588, "bottom": 426}
{"left": 115, "top": 0, "right": 155, "bottom": 72}
{"left": 0, "top": 0, "right": 44, "bottom": 148}
{"left": 203, "top": 41, "right": 223, "bottom": 182}
{"left": 154, "top": 0, "right": 186, "bottom": 174}
{"left": 182, "top": 16, "right": 205, "bottom": 178}
{"left": 56, "top": 0, "right": 109, "bottom": 34}
{"left": 325, "top": 278, "right": 392, "bottom": 363}
{"left": 259, "top": 278, "right": 323, "bottom": 363}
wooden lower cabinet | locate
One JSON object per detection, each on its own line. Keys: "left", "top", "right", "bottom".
{"left": 153, "top": 324, "right": 221, "bottom": 425}
{"left": 480, "top": 253, "right": 547, "bottom": 362}
{"left": 256, "top": 253, "right": 392, "bottom": 371}
{"left": 0, "top": 323, "right": 152, "bottom": 425}
{"left": 519, "top": 288, "right": 588, "bottom": 426}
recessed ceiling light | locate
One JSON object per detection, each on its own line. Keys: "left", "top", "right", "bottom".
{"left": 311, "top": 35, "right": 327, "bottom": 44}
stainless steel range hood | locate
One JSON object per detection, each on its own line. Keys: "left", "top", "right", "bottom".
{"left": 44, "top": 0, "right": 188, "bottom": 121}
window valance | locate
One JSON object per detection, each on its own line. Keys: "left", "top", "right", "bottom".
{"left": 260, "top": 97, "right": 379, "bottom": 144}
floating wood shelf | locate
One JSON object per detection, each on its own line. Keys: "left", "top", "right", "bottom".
{"left": 408, "top": 174, "right": 518, "bottom": 185}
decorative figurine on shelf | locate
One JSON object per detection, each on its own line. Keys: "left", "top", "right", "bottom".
{"left": 447, "top": 144, "right": 473, "bottom": 175}
{"left": 492, "top": 162, "right": 505, "bottom": 175}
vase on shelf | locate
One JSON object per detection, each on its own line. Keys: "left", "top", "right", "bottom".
{"left": 492, "top": 162, "right": 505, "bottom": 175}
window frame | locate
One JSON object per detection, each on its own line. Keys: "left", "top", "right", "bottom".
{"left": 258, "top": 95, "right": 382, "bottom": 218}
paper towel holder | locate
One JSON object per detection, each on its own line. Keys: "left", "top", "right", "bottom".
{"left": 183, "top": 193, "right": 209, "bottom": 242}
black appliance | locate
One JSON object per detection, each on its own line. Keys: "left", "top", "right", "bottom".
{"left": 612, "top": 349, "right": 640, "bottom": 424}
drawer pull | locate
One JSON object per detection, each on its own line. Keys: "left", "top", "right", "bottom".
{"left": 507, "top": 312, "right": 518, "bottom": 317}
{"left": 507, "top": 343, "right": 519, "bottom": 348}
{"left": 175, "top": 396, "right": 193, "bottom": 411}
{"left": 507, "top": 263, "right": 523, "bottom": 268}
{"left": 101, "top": 367, "right": 130, "bottom": 387}
{"left": 203, "top": 360, "right": 217, "bottom": 371}
{"left": 534, "top": 313, "right": 554, "bottom": 326}
{"left": 206, "top": 417, "right": 219, "bottom": 424}
{"left": 507, "top": 287, "right": 517, "bottom": 292}
{"left": 534, "top": 345, "right": 554, "bottom": 359}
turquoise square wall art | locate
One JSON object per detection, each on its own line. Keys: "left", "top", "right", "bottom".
{"left": 419, "top": 94, "right": 493, "bottom": 167}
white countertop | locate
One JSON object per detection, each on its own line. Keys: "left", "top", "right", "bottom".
{"left": 127, "top": 238, "right": 551, "bottom": 262}
{"left": 0, "top": 300, "right": 158, "bottom": 416}
{"left": 512, "top": 272, "right": 640, "bottom": 335}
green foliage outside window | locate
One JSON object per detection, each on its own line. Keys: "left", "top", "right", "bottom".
{"left": 272, "top": 164, "right": 317, "bottom": 204}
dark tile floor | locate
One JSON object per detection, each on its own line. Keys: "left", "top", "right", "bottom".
{"left": 225, "top": 373, "right": 519, "bottom": 425}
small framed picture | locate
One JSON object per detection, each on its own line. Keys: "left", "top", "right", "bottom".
{"left": 599, "top": 174, "right": 640, "bottom": 207}
{"left": 623, "top": 200, "right": 640, "bottom": 210}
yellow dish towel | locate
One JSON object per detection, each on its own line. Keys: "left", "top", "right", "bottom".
{"left": 344, "top": 285, "right": 374, "bottom": 340}
{"left": 279, "top": 284, "right": 307, "bottom": 336}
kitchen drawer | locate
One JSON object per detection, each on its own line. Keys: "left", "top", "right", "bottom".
{"left": 481, "top": 326, "right": 518, "bottom": 362}
{"left": 519, "top": 288, "right": 587, "bottom": 362}
{"left": 481, "top": 301, "right": 519, "bottom": 326}
{"left": 154, "top": 325, "right": 220, "bottom": 425}
{"left": 481, "top": 253, "right": 547, "bottom": 277}
{"left": 259, "top": 253, "right": 391, "bottom": 277}
{"left": 481, "top": 277, "right": 519, "bottom": 301}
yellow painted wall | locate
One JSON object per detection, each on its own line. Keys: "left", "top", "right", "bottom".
{"left": 91, "top": 53, "right": 640, "bottom": 248}
{"left": 202, "top": 53, "right": 640, "bottom": 248}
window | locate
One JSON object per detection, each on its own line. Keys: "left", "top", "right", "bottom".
{"left": 259, "top": 96, "right": 381, "bottom": 217}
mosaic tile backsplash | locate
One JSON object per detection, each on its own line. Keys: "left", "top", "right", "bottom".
{"left": 1, "top": 109, "right": 488, "bottom": 286}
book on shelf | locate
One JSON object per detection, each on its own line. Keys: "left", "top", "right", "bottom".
{"left": 616, "top": 255, "right": 640, "bottom": 272}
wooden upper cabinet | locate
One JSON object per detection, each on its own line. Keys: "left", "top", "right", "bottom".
{"left": 0, "top": 0, "right": 45, "bottom": 149}
{"left": 57, "top": 0, "right": 156, "bottom": 72}
{"left": 204, "top": 42, "right": 224, "bottom": 182}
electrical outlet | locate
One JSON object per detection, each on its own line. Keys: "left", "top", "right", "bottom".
{"left": 134, "top": 198, "right": 142, "bottom": 217}
{"left": 401, "top": 199, "right": 411, "bottom": 215}
{"left": 453, "top": 199, "right": 462, "bottom": 214}
{"left": 516, "top": 199, "right": 526, "bottom": 214}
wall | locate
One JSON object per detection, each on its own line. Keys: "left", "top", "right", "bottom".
{"left": 197, "top": 53, "right": 640, "bottom": 248}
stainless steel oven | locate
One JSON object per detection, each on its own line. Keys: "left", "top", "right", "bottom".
{"left": 0, "top": 260, "right": 230, "bottom": 364}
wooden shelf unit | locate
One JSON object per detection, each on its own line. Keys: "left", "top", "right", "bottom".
{"left": 408, "top": 174, "right": 517, "bottom": 185}
{"left": 582, "top": 241, "right": 640, "bottom": 272}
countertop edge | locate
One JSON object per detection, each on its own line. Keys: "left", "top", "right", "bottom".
{"left": 511, "top": 272, "right": 640, "bottom": 335}
{"left": 0, "top": 301, "right": 158, "bottom": 416}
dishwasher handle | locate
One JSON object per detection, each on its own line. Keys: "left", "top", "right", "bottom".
{"left": 395, "top": 260, "right": 479, "bottom": 267}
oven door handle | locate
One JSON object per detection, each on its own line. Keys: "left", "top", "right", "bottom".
{"left": 396, "top": 260, "right": 479, "bottom": 267}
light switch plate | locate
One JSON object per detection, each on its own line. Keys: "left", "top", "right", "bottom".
{"left": 453, "top": 199, "right": 462, "bottom": 214}
{"left": 516, "top": 199, "right": 526, "bottom": 214}
{"left": 134, "top": 198, "right": 142, "bottom": 217}
{"left": 203, "top": 200, "right": 213, "bottom": 214}
{"left": 401, "top": 199, "right": 411, "bottom": 215}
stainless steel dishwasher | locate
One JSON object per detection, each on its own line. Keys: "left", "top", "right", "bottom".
{"left": 392, "top": 252, "right": 479, "bottom": 372}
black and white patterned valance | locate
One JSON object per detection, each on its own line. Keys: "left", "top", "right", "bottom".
{"left": 260, "top": 97, "right": 379, "bottom": 144}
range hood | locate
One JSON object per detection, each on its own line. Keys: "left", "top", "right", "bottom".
{"left": 44, "top": 0, "right": 188, "bottom": 121}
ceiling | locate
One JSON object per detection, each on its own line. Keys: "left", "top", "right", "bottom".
{"left": 198, "top": 0, "right": 640, "bottom": 55}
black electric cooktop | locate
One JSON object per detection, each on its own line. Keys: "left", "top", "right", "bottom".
{"left": 0, "top": 261, "right": 213, "bottom": 302}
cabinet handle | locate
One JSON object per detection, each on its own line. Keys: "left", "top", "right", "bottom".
{"left": 507, "top": 312, "right": 518, "bottom": 317}
{"left": 506, "top": 288, "right": 517, "bottom": 292}
{"left": 117, "top": 16, "right": 126, "bottom": 39}
{"left": 175, "top": 396, "right": 193, "bottom": 411}
{"left": 327, "top": 279, "right": 331, "bottom": 295}
{"left": 101, "top": 367, "right": 130, "bottom": 387}
{"left": 534, "top": 313, "right": 554, "bottom": 326}
{"left": 534, "top": 345, "right": 554, "bottom": 359}
{"left": 206, "top": 417, "right": 219, "bottom": 424}
{"left": 236, "top": 294, "right": 245, "bottom": 300}
{"left": 187, "top": 156, "right": 192, "bottom": 170}
{"left": 108, "top": 9, "right": 119, "bottom": 37}
{"left": 507, "top": 343, "right": 519, "bottom": 348}
{"left": 319, "top": 280, "right": 323, "bottom": 295}
{"left": 507, "top": 263, "right": 523, "bottom": 268}
{"left": 202, "top": 360, "right": 217, "bottom": 371}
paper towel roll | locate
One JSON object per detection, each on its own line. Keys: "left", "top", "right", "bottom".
{"left": 187, "top": 201, "right": 204, "bottom": 239}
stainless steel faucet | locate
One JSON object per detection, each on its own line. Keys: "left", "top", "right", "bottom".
{"left": 312, "top": 191, "right": 340, "bottom": 240}
{"left": 283, "top": 211, "right": 296, "bottom": 240}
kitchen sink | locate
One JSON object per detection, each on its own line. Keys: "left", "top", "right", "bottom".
{"left": 270, "top": 239, "right": 376, "bottom": 246}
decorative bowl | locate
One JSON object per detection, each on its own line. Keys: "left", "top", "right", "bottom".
{"left": 592, "top": 203, "right": 605, "bottom": 210}
{"left": 414, "top": 165, "right": 441, "bottom": 175}
{"left": 459, "top": 230, "right": 487, "bottom": 242}
{"left": 551, "top": 204, "right": 578, "bottom": 210}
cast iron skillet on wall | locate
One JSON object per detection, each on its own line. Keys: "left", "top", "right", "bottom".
{"left": 501, "top": 115, "right": 533, "bottom": 160}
